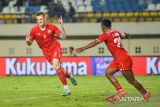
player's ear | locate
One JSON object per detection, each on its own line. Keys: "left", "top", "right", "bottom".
{"left": 101, "top": 25, "right": 104, "bottom": 31}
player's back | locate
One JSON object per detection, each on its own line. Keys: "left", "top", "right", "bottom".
{"left": 104, "top": 29, "right": 128, "bottom": 60}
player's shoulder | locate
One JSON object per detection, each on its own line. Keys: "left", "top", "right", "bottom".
{"left": 98, "top": 32, "right": 108, "bottom": 39}
{"left": 47, "top": 23, "right": 58, "bottom": 29}
{"left": 112, "top": 29, "right": 121, "bottom": 34}
{"left": 108, "top": 29, "right": 121, "bottom": 35}
{"left": 47, "top": 23, "right": 55, "bottom": 27}
{"left": 114, "top": 30, "right": 122, "bottom": 37}
{"left": 102, "top": 30, "right": 110, "bottom": 36}
{"left": 31, "top": 25, "right": 39, "bottom": 32}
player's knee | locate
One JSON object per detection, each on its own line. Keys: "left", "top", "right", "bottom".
{"left": 52, "top": 62, "right": 60, "bottom": 70}
{"left": 52, "top": 59, "right": 61, "bottom": 70}
{"left": 105, "top": 68, "right": 116, "bottom": 77}
{"left": 53, "top": 65, "right": 60, "bottom": 70}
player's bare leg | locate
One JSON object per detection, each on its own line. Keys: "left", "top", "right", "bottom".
{"left": 122, "top": 70, "right": 151, "bottom": 102}
{"left": 105, "top": 68, "right": 125, "bottom": 103}
{"left": 52, "top": 58, "right": 70, "bottom": 96}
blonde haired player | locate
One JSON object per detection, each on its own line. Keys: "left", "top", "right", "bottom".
{"left": 25, "top": 12, "right": 77, "bottom": 96}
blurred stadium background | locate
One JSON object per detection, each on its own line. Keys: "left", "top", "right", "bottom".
{"left": 0, "top": 0, "right": 160, "bottom": 107}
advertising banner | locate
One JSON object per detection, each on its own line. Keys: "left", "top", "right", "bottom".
{"left": 61, "top": 57, "right": 92, "bottom": 76}
{"left": 0, "top": 57, "right": 92, "bottom": 76}
{"left": 2, "top": 58, "right": 55, "bottom": 76}
{"left": 0, "top": 56, "right": 159, "bottom": 77}
{"left": 91, "top": 56, "right": 160, "bottom": 76}
{"left": 91, "top": 56, "right": 121, "bottom": 76}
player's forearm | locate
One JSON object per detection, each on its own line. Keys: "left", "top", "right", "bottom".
{"left": 59, "top": 25, "right": 66, "bottom": 39}
{"left": 81, "top": 40, "right": 99, "bottom": 51}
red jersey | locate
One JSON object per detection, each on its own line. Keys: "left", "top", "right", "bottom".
{"left": 30, "top": 24, "right": 61, "bottom": 49}
{"left": 96, "top": 29, "right": 128, "bottom": 60}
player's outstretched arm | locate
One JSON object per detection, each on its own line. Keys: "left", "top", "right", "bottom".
{"left": 121, "top": 32, "right": 131, "bottom": 39}
{"left": 25, "top": 35, "right": 32, "bottom": 46}
{"left": 58, "top": 16, "right": 66, "bottom": 39}
{"left": 74, "top": 40, "right": 100, "bottom": 55}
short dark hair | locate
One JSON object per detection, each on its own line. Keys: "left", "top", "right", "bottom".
{"left": 36, "top": 12, "right": 45, "bottom": 17}
{"left": 69, "top": 47, "right": 74, "bottom": 51}
{"left": 101, "top": 19, "right": 112, "bottom": 28}
{"left": 69, "top": 2, "right": 72, "bottom": 5}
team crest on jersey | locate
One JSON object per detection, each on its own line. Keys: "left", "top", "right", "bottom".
{"left": 48, "top": 30, "right": 51, "bottom": 34}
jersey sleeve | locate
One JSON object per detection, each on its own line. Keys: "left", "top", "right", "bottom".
{"left": 52, "top": 25, "right": 61, "bottom": 36}
{"left": 96, "top": 33, "right": 108, "bottom": 42}
{"left": 29, "top": 28, "right": 35, "bottom": 42}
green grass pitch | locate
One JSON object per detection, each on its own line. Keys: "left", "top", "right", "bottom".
{"left": 0, "top": 76, "right": 159, "bottom": 107}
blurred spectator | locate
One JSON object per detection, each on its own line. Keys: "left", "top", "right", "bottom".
{"left": 8, "top": 0, "right": 17, "bottom": 13}
{"left": 0, "top": 1, "right": 3, "bottom": 12}
{"left": 48, "top": 0, "right": 58, "bottom": 17}
{"left": 25, "top": 13, "right": 32, "bottom": 23}
{"left": 33, "top": 0, "right": 42, "bottom": 6}
{"left": 41, "top": 0, "right": 51, "bottom": 6}
{"left": 14, "top": 0, "right": 23, "bottom": 11}
{"left": 24, "top": 0, "right": 30, "bottom": 13}
{"left": 24, "top": 0, "right": 34, "bottom": 23}
{"left": 56, "top": 1, "right": 66, "bottom": 19}
{"left": 24, "top": 0, "right": 40, "bottom": 14}
{"left": 2, "top": 0, "right": 9, "bottom": 7}
{"left": 99, "top": 0, "right": 106, "bottom": 6}
{"left": 68, "top": 46, "right": 76, "bottom": 57}
{"left": 67, "top": 2, "right": 76, "bottom": 22}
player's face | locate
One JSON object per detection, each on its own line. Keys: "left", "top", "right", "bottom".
{"left": 36, "top": 15, "right": 45, "bottom": 27}
{"left": 69, "top": 48, "right": 73, "bottom": 53}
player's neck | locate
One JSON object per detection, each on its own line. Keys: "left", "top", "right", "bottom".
{"left": 39, "top": 24, "right": 46, "bottom": 31}
{"left": 103, "top": 27, "right": 110, "bottom": 32}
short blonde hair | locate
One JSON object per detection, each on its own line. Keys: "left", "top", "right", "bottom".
{"left": 36, "top": 12, "right": 45, "bottom": 17}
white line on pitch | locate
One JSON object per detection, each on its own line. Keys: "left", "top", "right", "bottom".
{"left": 2, "top": 95, "right": 53, "bottom": 102}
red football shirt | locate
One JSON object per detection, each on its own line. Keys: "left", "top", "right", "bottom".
{"left": 30, "top": 24, "right": 61, "bottom": 49}
{"left": 96, "top": 29, "right": 128, "bottom": 60}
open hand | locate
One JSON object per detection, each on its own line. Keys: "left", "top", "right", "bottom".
{"left": 25, "top": 35, "right": 30, "bottom": 42}
{"left": 58, "top": 16, "right": 63, "bottom": 25}
{"left": 74, "top": 48, "right": 83, "bottom": 55}
{"left": 124, "top": 32, "right": 131, "bottom": 39}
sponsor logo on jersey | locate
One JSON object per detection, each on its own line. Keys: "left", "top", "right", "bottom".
{"left": 48, "top": 30, "right": 51, "bottom": 34}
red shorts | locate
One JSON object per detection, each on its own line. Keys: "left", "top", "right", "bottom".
{"left": 42, "top": 43, "right": 62, "bottom": 64}
{"left": 108, "top": 55, "right": 133, "bottom": 71}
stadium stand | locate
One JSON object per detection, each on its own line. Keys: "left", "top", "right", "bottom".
{"left": 0, "top": 0, "right": 160, "bottom": 23}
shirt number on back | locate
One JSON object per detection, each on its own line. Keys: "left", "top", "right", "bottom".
{"left": 113, "top": 33, "right": 122, "bottom": 48}
{"left": 114, "top": 37, "right": 121, "bottom": 47}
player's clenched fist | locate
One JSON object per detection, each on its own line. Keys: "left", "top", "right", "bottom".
{"left": 25, "top": 35, "right": 32, "bottom": 46}
{"left": 58, "top": 16, "right": 63, "bottom": 25}
{"left": 25, "top": 35, "right": 30, "bottom": 42}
